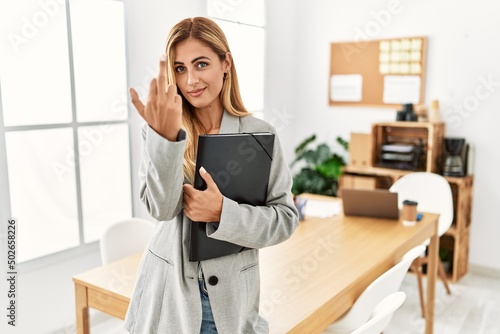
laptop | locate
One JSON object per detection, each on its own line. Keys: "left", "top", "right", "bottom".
{"left": 341, "top": 188, "right": 400, "bottom": 219}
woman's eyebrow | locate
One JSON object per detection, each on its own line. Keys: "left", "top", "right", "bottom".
{"left": 174, "top": 56, "right": 211, "bottom": 65}
{"left": 191, "top": 56, "right": 211, "bottom": 63}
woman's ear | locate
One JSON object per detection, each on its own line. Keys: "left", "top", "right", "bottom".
{"left": 224, "top": 52, "right": 232, "bottom": 72}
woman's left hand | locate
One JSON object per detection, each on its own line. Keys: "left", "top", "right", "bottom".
{"left": 183, "top": 167, "right": 223, "bottom": 222}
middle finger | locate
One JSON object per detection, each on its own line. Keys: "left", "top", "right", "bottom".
{"left": 157, "top": 54, "right": 167, "bottom": 95}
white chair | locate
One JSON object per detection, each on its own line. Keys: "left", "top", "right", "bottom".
{"left": 100, "top": 218, "right": 156, "bottom": 265}
{"left": 323, "top": 245, "right": 425, "bottom": 334}
{"left": 350, "top": 291, "right": 406, "bottom": 334}
{"left": 389, "top": 172, "right": 453, "bottom": 317}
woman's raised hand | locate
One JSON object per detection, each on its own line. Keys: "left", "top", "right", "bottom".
{"left": 130, "top": 54, "right": 182, "bottom": 141}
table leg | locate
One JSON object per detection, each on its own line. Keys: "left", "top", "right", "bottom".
{"left": 425, "top": 222, "right": 438, "bottom": 334}
{"left": 75, "top": 283, "right": 90, "bottom": 334}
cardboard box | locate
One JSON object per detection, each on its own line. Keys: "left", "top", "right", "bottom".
{"left": 349, "top": 133, "right": 372, "bottom": 167}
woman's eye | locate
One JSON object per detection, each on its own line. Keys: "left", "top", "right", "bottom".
{"left": 197, "top": 62, "right": 208, "bottom": 69}
{"left": 175, "top": 66, "right": 185, "bottom": 73}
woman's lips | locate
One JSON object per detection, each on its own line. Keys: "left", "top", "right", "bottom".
{"left": 188, "top": 88, "right": 205, "bottom": 97}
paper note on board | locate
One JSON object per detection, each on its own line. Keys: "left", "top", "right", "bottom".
{"left": 383, "top": 75, "right": 421, "bottom": 104}
{"left": 330, "top": 74, "right": 363, "bottom": 102}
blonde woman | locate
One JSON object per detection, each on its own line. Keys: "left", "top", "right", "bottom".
{"left": 124, "top": 17, "right": 298, "bottom": 334}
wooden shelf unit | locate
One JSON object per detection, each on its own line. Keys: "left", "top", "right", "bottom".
{"left": 371, "top": 122, "right": 445, "bottom": 172}
{"left": 341, "top": 122, "right": 473, "bottom": 283}
{"left": 440, "top": 176, "right": 474, "bottom": 282}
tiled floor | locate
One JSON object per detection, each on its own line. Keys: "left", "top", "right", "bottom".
{"left": 89, "top": 312, "right": 128, "bottom": 334}
{"left": 386, "top": 271, "right": 500, "bottom": 334}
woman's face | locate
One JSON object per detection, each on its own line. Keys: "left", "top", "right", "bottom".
{"left": 173, "top": 38, "right": 230, "bottom": 111}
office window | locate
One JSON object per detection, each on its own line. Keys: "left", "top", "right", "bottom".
{"left": 0, "top": 0, "right": 132, "bottom": 262}
{"left": 207, "top": 0, "right": 265, "bottom": 116}
{"left": 70, "top": 0, "right": 128, "bottom": 122}
{"left": 5, "top": 129, "right": 80, "bottom": 261}
{"left": 78, "top": 124, "right": 132, "bottom": 243}
{"left": 0, "top": 1, "right": 72, "bottom": 127}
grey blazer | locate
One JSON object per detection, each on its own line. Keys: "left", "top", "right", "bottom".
{"left": 124, "top": 112, "right": 299, "bottom": 334}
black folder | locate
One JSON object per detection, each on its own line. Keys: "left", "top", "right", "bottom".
{"left": 188, "top": 132, "right": 275, "bottom": 261}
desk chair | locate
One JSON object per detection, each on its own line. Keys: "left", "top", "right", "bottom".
{"left": 389, "top": 172, "right": 453, "bottom": 317}
{"left": 323, "top": 245, "right": 425, "bottom": 334}
{"left": 350, "top": 291, "right": 406, "bottom": 334}
{"left": 100, "top": 218, "right": 156, "bottom": 265}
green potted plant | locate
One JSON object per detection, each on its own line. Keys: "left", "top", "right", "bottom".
{"left": 439, "top": 247, "right": 452, "bottom": 274}
{"left": 290, "top": 134, "right": 348, "bottom": 197}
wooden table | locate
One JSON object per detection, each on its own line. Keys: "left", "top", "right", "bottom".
{"left": 73, "top": 196, "right": 439, "bottom": 334}
{"left": 259, "top": 194, "right": 438, "bottom": 333}
{"left": 73, "top": 253, "right": 142, "bottom": 334}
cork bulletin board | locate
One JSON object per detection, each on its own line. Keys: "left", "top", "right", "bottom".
{"left": 328, "top": 36, "right": 427, "bottom": 108}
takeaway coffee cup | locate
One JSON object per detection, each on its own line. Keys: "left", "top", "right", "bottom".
{"left": 402, "top": 200, "right": 418, "bottom": 226}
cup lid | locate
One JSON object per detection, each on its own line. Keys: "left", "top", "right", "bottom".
{"left": 403, "top": 199, "right": 418, "bottom": 206}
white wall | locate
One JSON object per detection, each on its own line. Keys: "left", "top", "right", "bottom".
{"left": 266, "top": 0, "right": 500, "bottom": 272}
{"left": 263, "top": 0, "right": 299, "bottom": 147}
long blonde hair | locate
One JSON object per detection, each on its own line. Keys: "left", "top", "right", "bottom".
{"left": 164, "top": 17, "right": 251, "bottom": 183}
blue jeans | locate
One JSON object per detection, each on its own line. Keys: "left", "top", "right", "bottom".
{"left": 198, "top": 278, "right": 218, "bottom": 334}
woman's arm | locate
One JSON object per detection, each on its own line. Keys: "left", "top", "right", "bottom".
{"left": 138, "top": 124, "right": 186, "bottom": 221}
{"left": 132, "top": 56, "right": 185, "bottom": 221}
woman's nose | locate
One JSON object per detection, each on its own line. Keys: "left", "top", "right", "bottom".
{"left": 187, "top": 71, "right": 199, "bottom": 86}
